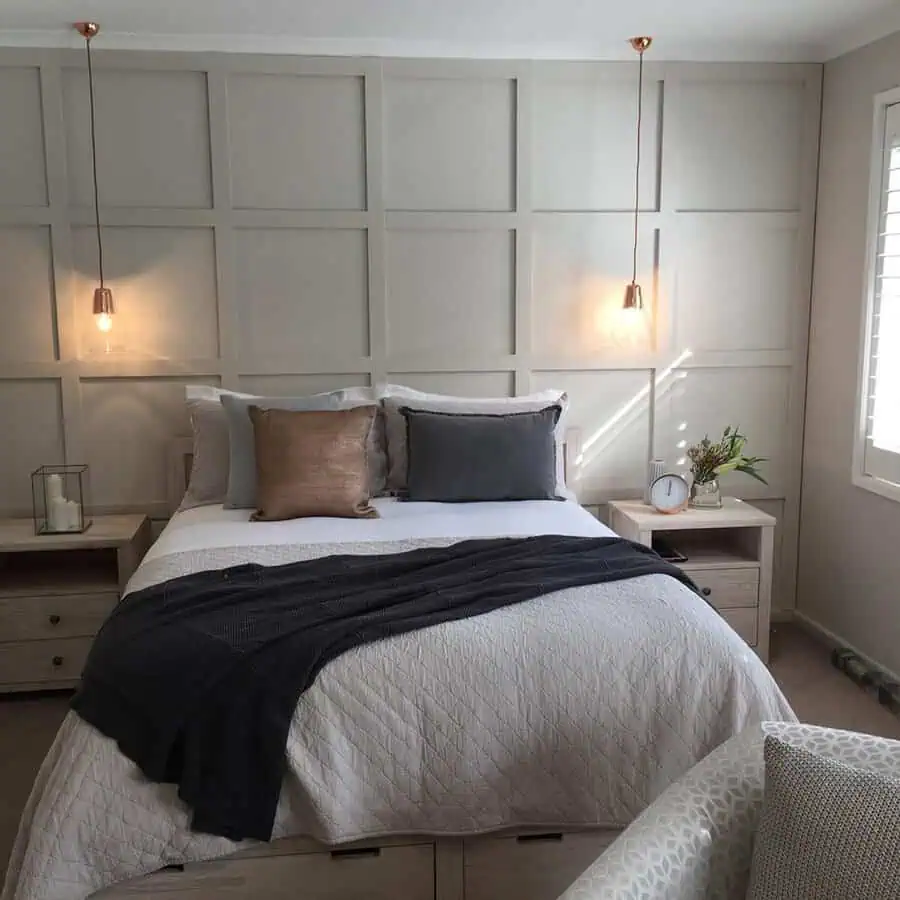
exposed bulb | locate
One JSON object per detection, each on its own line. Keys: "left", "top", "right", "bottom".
{"left": 95, "top": 312, "right": 113, "bottom": 333}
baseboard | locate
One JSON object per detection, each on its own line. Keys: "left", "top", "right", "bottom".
{"left": 770, "top": 609, "right": 795, "bottom": 625}
{"left": 793, "top": 610, "right": 900, "bottom": 686}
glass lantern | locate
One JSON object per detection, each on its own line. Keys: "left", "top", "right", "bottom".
{"left": 31, "top": 465, "right": 92, "bottom": 535}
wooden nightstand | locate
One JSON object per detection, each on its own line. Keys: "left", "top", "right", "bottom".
{"left": 608, "top": 498, "right": 776, "bottom": 663}
{"left": 0, "top": 514, "right": 152, "bottom": 693}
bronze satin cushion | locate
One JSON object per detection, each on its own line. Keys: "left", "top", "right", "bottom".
{"left": 249, "top": 405, "right": 379, "bottom": 521}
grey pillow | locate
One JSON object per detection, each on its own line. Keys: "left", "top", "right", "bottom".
{"left": 222, "top": 389, "right": 380, "bottom": 508}
{"left": 747, "top": 735, "right": 900, "bottom": 900}
{"left": 400, "top": 405, "right": 562, "bottom": 503}
{"left": 180, "top": 398, "right": 231, "bottom": 510}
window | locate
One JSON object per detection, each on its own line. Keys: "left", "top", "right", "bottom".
{"left": 855, "top": 93, "right": 900, "bottom": 502}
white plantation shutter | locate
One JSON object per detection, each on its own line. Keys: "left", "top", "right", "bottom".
{"left": 864, "top": 102, "right": 900, "bottom": 487}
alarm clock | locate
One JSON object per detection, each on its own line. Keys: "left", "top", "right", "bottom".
{"left": 648, "top": 473, "right": 689, "bottom": 514}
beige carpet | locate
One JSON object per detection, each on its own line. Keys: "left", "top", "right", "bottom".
{"left": 2, "top": 624, "right": 899, "bottom": 880}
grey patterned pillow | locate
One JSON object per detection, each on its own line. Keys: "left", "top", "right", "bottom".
{"left": 747, "top": 735, "right": 900, "bottom": 900}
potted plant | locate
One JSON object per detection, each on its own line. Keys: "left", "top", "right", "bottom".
{"left": 686, "top": 426, "right": 767, "bottom": 509}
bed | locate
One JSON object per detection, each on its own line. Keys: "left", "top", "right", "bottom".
{"left": 2, "top": 483, "right": 795, "bottom": 900}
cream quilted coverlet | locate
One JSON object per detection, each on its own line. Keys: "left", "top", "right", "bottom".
{"left": 2, "top": 539, "right": 795, "bottom": 900}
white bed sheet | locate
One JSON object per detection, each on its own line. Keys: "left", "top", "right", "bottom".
{"left": 146, "top": 498, "right": 613, "bottom": 562}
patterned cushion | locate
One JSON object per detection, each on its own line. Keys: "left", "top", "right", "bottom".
{"left": 746, "top": 735, "right": 900, "bottom": 899}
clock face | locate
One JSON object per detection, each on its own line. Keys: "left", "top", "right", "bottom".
{"left": 649, "top": 474, "right": 689, "bottom": 514}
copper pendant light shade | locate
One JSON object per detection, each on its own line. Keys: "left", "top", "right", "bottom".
{"left": 75, "top": 21, "right": 115, "bottom": 337}
{"left": 92, "top": 287, "right": 115, "bottom": 333}
{"left": 624, "top": 36, "right": 653, "bottom": 312}
{"left": 623, "top": 282, "right": 643, "bottom": 311}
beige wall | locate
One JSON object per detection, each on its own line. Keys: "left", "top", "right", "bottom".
{"left": 0, "top": 50, "right": 821, "bottom": 610}
{"left": 798, "top": 31, "right": 900, "bottom": 671}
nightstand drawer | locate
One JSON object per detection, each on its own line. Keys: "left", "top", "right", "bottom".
{"left": 0, "top": 592, "right": 118, "bottom": 641}
{"left": 720, "top": 608, "right": 758, "bottom": 646}
{"left": 0, "top": 636, "right": 92, "bottom": 688}
{"left": 680, "top": 567, "right": 759, "bottom": 609}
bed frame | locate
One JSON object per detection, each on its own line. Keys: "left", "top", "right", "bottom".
{"left": 133, "top": 436, "right": 618, "bottom": 900}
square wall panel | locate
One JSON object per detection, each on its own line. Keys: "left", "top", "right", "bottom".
{"left": 227, "top": 74, "right": 366, "bottom": 210}
{"left": 0, "top": 227, "right": 56, "bottom": 362}
{"left": 64, "top": 69, "right": 211, "bottom": 208}
{"left": 385, "top": 78, "right": 515, "bottom": 211}
{"left": 532, "top": 218, "right": 657, "bottom": 356}
{"left": 234, "top": 229, "right": 369, "bottom": 362}
{"left": 385, "top": 372, "right": 514, "bottom": 397}
{"left": 533, "top": 77, "right": 661, "bottom": 211}
{"left": 675, "top": 220, "right": 797, "bottom": 352}
{"left": 532, "top": 369, "right": 651, "bottom": 501}
{"left": 0, "top": 68, "right": 47, "bottom": 206}
{"left": 386, "top": 230, "right": 515, "bottom": 356}
{"left": 673, "top": 81, "right": 804, "bottom": 211}
{"left": 72, "top": 227, "right": 219, "bottom": 359}
{"left": 0, "top": 380, "right": 64, "bottom": 514}
{"left": 238, "top": 374, "right": 371, "bottom": 396}
{"left": 655, "top": 366, "right": 791, "bottom": 496}
{"left": 81, "top": 377, "right": 217, "bottom": 509}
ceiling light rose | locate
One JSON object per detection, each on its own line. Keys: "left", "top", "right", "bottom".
{"left": 624, "top": 35, "right": 653, "bottom": 313}
{"left": 74, "top": 21, "right": 115, "bottom": 342}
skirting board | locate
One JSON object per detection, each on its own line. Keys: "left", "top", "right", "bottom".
{"left": 770, "top": 609, "right": 795, "bottom": 625}
{"left": 793, "top": 610, "right": 900, "bottom": 686}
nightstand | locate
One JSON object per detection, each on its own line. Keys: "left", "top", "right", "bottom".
{"left": 608, "top": 498, "right": 776, "bottom": 663}
{"left": 0, "top": 515, "right": 152, "bottom": 692}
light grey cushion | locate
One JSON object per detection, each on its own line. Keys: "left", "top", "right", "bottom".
{"left": 400, "top": 405, "right": 562, "bottom": 502}
{"left": 746, "top": 735, "right": 900, "bottom": 900}
{"left": 222, "top": 388, "right": 379, "bottom": 509}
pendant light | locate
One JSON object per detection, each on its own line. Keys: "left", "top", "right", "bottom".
{"left": 624, "top": 36, "right": 652, "bottom": 313}
{"left": 75, "top": 21, "right": 115, "bottom": 337}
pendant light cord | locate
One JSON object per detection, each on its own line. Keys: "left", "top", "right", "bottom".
{"left": 631, "top": 47, "right": 644, "bottom": 286}
{"left": 85, "top": 34, "right": 104, "bottom": 288}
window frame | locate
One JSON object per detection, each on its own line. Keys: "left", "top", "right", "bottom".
{"left": 853, "top": 86, "right": 900, "bottom": 504}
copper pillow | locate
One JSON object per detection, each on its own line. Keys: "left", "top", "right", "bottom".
{"left": 249, "top": 405, "right": 379, "bottom": 521}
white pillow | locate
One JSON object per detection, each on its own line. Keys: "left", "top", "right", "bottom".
{"left": 378, "top": 384, "right": 574, "bottom": 500}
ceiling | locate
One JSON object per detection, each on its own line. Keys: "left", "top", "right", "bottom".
{"left": 1, "top": 0, "right": 899, "bottom": 61}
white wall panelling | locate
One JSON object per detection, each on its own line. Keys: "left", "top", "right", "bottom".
{"left": 0, "top": 49, "right": 820, "bottom": 612}
{"left": 0, "top": 66, "right": 47, "bottom": 207}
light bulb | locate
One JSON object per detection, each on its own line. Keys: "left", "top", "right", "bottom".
{"left": 95, "top": 312, "right": 113, "bottom": 333}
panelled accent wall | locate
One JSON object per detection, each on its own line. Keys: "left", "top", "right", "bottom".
{"left": 0, "top": 50, "right": 821, "bottom": 610}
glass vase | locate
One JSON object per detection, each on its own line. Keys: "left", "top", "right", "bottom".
{"left": 690, "top": 478, "right": 722, "bottom": 510}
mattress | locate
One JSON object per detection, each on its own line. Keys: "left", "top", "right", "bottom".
{"left": 3, "top": 501, "right": 796, "bottom": 900}
{"left": 146, "top": 497, "right": 615, "bottom": 560}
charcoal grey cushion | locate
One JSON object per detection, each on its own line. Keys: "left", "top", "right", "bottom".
{"left": 746, "top": 735, "right": 900, "bottom": 900}
{"left": 400, "top": 405, "right": 562, "bottom": 503}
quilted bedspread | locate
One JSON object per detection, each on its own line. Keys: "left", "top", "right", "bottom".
{"left": 2, "top": 538, "right": 796, "bottom": 900}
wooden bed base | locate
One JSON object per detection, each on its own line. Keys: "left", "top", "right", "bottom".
{"left": 97, "top": 827, "right": 621, "bottom": 900}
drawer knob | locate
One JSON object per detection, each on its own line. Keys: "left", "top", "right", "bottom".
{"left": 48, "top": 615, "right": 61, "bottom": 626}
{"left": 701, "top": 587, "right": 712, "bottom": 597}
{"left": 52, "top": 655, "right": 64, "bottom": 668}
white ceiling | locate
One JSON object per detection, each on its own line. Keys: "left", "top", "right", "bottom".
{"left": 1, "top": 0, "right": 899, "bottom": 62}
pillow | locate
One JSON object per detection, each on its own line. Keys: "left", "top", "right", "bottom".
{"left": 180, "top": 387, "right": 253, "bottom": 511}
{"left": 379, "top": 385, "right": 573, "bottom": 499}
{"left": 746, "top": 735, "right": 900, "bottom": 900}
{"left": 250, "top": 406, "right": 379, "bottom": 521}
{"left": 401, "top": 406, "right": 562, "bottom": 502}
{"left": 221, "top": 387, "right": 379, "bottom": 509}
